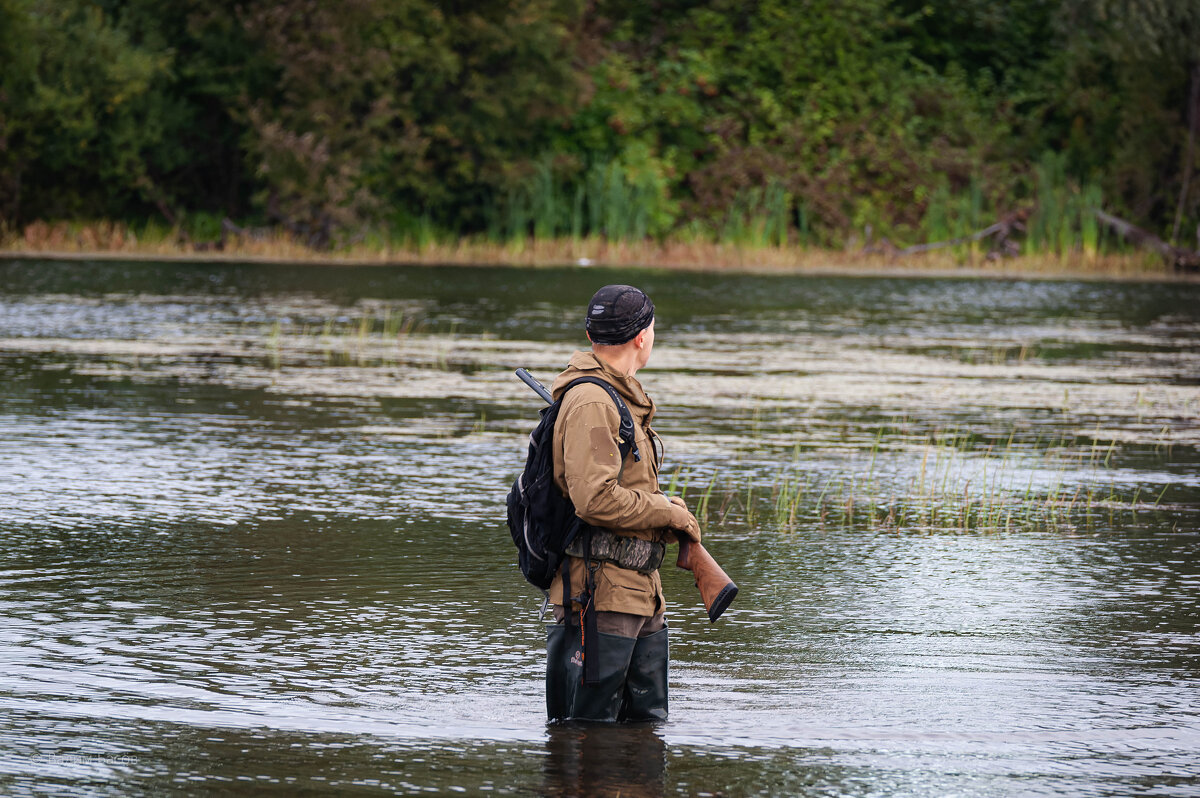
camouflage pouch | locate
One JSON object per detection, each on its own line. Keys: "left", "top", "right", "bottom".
{"left": 565, "top": 527, "right": 666, "bottom": 574}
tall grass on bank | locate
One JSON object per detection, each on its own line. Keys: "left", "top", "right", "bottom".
{"left": 1025, "top": 152, "right": 1106, "bottom": 259}
{"left": 4, "top": 148, "right": 1175, "bottom": 275}
{"left": 490, "top": 152, "right": 1116, "bottom": 258}
{"left": 5, "top": 217, "right": 1171, "bottom": 277}
{"left": 920, "top": 177, "right": 985, "bottom": 258}
{"left": 917, "top": 159, "right": 1107, "bottom": 261}
{"left": 720, "top": 182, "right": 791, "bottom": 248}
{"left": 492, "top": 165, "right": 792, "bottom": 250}
{"left": 485, "top": 158, "right": 673, "bottom": 244}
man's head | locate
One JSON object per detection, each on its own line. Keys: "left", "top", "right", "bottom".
{"left": 585, "top": 285, "right": 654, "bottom": 344}
{"left": 585, "top": 284, "right": 656, "bottom": 374}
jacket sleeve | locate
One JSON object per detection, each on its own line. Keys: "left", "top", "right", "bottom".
{"left": 559, "top": 395, "right": 676, "bottom": 531}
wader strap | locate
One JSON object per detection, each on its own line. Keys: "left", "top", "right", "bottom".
{"left": 582, "top": 530, "right": 602, "bottom": 686}
{"left": 561, "top": 557, "right": 572, "bottom": 628}
{"left": 560, "top": 535, "right": 601, "bottom": 685}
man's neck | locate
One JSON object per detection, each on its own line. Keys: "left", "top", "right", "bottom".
{"left": 592, "top": 346, "right": 639, "bottom": 377}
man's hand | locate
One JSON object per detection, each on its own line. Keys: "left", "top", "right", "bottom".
{"left": 667, "top": 496, "right": 701, "bottom": 543}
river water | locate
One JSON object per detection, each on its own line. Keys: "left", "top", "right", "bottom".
{"left": 0, "top": 259, "right": 1197, "bottom": 796}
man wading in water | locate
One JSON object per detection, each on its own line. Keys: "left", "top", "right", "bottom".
{"left": 545, "top": 284, "right": 701, "bottom": 722}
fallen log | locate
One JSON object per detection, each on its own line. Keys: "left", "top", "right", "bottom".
{"left": 896, "top": 219, "right": 1010, "bottom": 256}
{"left": 191, "top": 217, "right": 275, "bottom": 252}
{"left": 873, "top": 209, "right": 1028, "bottom": 261}
{"left": 1093, "top": 209, "right": 1200, "bottom": 273}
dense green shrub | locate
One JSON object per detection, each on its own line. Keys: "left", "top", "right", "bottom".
{"left": 0, "top": 0, "right": 1194, "bottom": 251}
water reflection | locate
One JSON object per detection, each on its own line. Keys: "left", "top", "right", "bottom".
{"left": 543, "top": 724, "right": 666, "bottom": 798}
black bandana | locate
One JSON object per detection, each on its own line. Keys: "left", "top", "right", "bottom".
{"left": 585, "top": 285, "right": 655, "bottom": 345}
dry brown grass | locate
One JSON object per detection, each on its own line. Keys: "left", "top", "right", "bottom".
{"left": 1, "top": 219, "right": 1186, "bottom": 281}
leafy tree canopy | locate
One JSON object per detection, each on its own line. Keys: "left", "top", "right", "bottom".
{"left": 0, "top": 0, "right": 1194, "bottom": 248}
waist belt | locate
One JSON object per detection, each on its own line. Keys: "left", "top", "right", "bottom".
{"left": 565, "top": 527, "right": 665, "bottom": 574}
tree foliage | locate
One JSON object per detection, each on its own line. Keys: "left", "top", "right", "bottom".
{"left": 0, "top": 0, "right": 1194, "bottom": 248}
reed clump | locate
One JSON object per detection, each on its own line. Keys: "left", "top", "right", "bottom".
{"left": 675, "top": 423, "right": 1173, "bottom": 535}
{"left": 254, "top": 306, "right": 461, "bottom": 370}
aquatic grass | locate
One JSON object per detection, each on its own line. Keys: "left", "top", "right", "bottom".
{"left": 506, "top": 189, "right": 531, "bottom": 249}
{"left": 705, "top": 421, "right": 1166, "bottom": 535}
{"left": 772, "top": 472, "right": 806, "bottom": 529}
{"left": 904, "top": 161, "right": 1115, "bottom": 261}
{"left": 267, "top": 320, "right": 282, "bottom": 369}
{"left": 258, "top": 305, "right": 446, "bottom": 369}
{"left": 382, "top": 308, "right": 413, "bottom": 338}
{"left": 601, "top": 162, "right": 641, "bottom": 241}
{"left": 471, "top": 411, "right": 487, "bottom": 435}
{"left": 0, "top": 146, "right": 1160, "bottom": 270}
{"left": 666, "top": 466, "right": 692, "bottom": 501}
{"left": 696, "top": 470, "right": 718, "bottom": 528}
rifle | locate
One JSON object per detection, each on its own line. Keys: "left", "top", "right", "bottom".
{"left": 516, "top": 368, "right": 738, "bottom": 622}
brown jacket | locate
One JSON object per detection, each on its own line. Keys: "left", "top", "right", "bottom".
{"left": 547, "top": 350, "right": 676, "bottom": 616}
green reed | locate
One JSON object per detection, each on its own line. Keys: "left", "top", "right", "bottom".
{"left": 795, "top": 202, "right": 812, "bottom": 245}
{"left": 485, "top": 160, "right": 800, "bottom": 245}
{"left": 695, "top": 470, "right": 718, "bottom": 525}
{"left": 262, "top": 306, "right": 440, "bottom": 368}
{"left": 1025, "top": 152, "right": 1106, "bottom": 257}
{"left": 489, "top": 158, "right": 663, "bottom": 242}
{"left": 506, "top": 188, "right": 531, "bottom": 246}
{"left": 690, "top": 419, "right": 1163, "bottom": 535}
{"left": 918, "top": 175, "right": 988, "bottom": 258}
{"left": 910, "top": 160, "right": 1112, "bottom": 258}
{"left": 923, "top": 182, "right": 951, "bottom": 245}
{"left": 388, "top": 210, "right": 440, "bottom": 250}
{"left": 531, "top": 157, "right": 560, "bottom": 241}
{"left": 720, "top": 181, "right": 791, "bottom": 247}
{"left": 266, "top": 319, "right": 281, "bottom": 369}
{"left": 464, "top": 154, "right": 1126, "bottom": 258}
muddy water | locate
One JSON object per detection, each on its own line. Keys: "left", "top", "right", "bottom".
{"left": 1, "top": 259, "right": 1198, "bottom": 796}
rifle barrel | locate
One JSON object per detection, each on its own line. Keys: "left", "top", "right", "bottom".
{"left": 516, "top": 368, "right": 554, "bottom": 405}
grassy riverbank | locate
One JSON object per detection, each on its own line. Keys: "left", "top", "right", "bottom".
{"left": 0, "top": 221, "right": 1184, "bottom": 281}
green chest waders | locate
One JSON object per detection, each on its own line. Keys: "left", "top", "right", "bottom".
{"left": 546, "top": 533, "right": 630, "bottom": 722}
{"left": 546, "top": 532, "right": 668, "bottom": 723}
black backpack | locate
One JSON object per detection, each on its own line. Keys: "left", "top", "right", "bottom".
{"left": 506, "top": 377, "right": 638, "bottom": 590}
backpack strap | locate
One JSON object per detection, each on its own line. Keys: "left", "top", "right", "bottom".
{"left": 562, "top": 377, "right": 640, "bottom": 463}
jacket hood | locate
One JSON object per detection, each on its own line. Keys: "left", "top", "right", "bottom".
{"left": 551, "top": 350, "right": 655, "bottom": 418}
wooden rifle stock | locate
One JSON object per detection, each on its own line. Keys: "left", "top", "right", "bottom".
{"left": 515, "top": 368, "right": 738, "bottom": 622}
{"left": 675, "top": 539, "right": 737, "bottom": 622}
